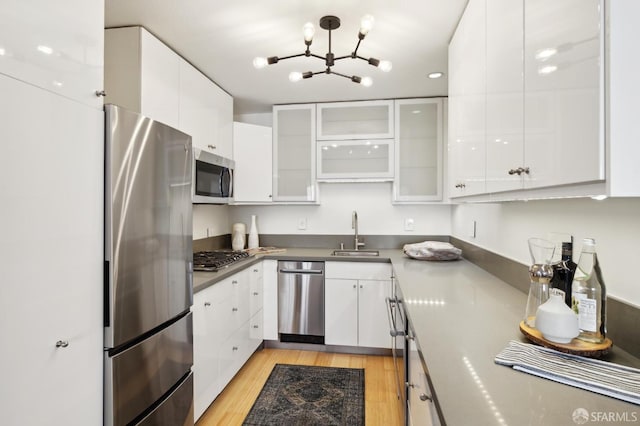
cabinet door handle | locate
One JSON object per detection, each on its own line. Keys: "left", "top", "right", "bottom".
{"left": 508, "top": 166, "right": 530, "bottom": 176}
{"left": 204, "top": 301, "right": 211, "bottom": 307}
{"left": 55, "top": 340, "right": 69, "bottom": 348}
{"left": 207, "top": 144, "right": 217, "bottom": 150}
{"left": 253, "top": 292, "right": 259, "bottom": 296}
{"left": 232, "top": 280, "right": 238, "bottom": 284}
{"left": 253, "top": 325, "right": 259, "bottom": 329}
{"left": 420, "top": 393, "right": 433, "bottom": 402}
{"left": 253, "top": 269, "right": 259, "bottom": 272}
{"left": 232, "top": 307, "right": 238, "bottom": 312}
{"left": 232, "top": 346, "right": 238, "bottom": 351}
{"left": 95, "top": 90, "right": 106, "bottom": 97}
{"left": 455, "top": 183, "right": 466, "bottom": 188}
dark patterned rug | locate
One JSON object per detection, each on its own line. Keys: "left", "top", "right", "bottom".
{"left": 242, "top": 364, "right": 365, "bottom": 426}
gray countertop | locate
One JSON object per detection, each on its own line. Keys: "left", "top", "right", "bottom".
{"left": 194, "top": 248, "right": 640, "bottom": 425}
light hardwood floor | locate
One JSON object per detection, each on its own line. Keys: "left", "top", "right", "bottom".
{"left": 196, "top": 348, "right": 404, "bottom": 426}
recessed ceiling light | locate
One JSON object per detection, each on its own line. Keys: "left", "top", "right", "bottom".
{"left": 428, "top": 72, "right": 444, "bottom": 79}
{"left": 0, "top": 47, "right": 5, "bottom": 56}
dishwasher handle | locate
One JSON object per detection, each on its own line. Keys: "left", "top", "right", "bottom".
{"left": 385, "top": 297, "right": 406, "bottom": 337}
{"left": 278, "top": 268, "right": 324, "bottom": 275}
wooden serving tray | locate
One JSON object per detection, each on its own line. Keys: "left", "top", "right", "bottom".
{"left": 244, "top": 247, "right": 287, "bottom": 255}
{"left": 519, "top": 321, "right": 613, "bottom": 358}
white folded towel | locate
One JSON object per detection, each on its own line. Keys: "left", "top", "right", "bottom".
{"left": 403, "top": 241, "right": 462, "bottom": 261}
{"left": 495, "top": 340, "right": 640, "bottom": 405}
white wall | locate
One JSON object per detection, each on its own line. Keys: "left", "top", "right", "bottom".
{"left": 451, "top": 198, "right": 640, "bottom": 306}
{"left": 229, "top": 182, "right": 451, "bottom": 236}
{"left": 193, "top": 204, "right": 230, "bottom": 239}
{"left": 233, "top": 112, "right": 272, "bottom": 127}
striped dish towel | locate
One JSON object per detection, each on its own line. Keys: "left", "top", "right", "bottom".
{"left": 495, "top": 340, "right": 640, "bottom": 405}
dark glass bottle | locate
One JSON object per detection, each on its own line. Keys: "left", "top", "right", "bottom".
{"left": 550, "top": 241, "right": 577, "bottom": 308}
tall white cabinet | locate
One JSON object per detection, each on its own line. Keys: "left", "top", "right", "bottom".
{"left": 0, "top": 1, "right": 104, "bottom": 424}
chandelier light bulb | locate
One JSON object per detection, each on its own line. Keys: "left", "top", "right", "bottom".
{"left": 303, "top": 22, "right": 315, "bottom": 42}
{"left": 378, "top": 60, "right": 392, "bottom": 72}
{"left": 253, "top": 57, "right": 268, "bottom": 69}
{"left": 359, "top": 15, "right": 375, "bottom": 36}
{"left": 289, "top": 71, "right": 303, "bottom": 82}
{"left": 360, "top": 76, "right": 373, "bottom": 87}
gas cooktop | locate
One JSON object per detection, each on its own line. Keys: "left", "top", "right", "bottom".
{"left": 193, "top": 250, "right": 251, "bottom": 272}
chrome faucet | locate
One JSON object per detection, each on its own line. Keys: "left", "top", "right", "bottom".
{"left": 352, "top": 211, "right": 365, "bottom": 250}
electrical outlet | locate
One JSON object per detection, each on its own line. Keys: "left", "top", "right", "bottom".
{"left": 297, "top": 218, "right": 307, "bottom": 230}
{"left": 469, "top": 220, "right": 477, "bottom": 238}
{"left": 404, "top": 218, "right": 415, "bottom": 231}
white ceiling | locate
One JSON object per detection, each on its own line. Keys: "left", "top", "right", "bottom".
{"left": 105, "top": 0, "right": 468, "bottom": 115}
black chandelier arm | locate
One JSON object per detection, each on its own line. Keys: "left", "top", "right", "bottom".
{"left": 276, "top": 52, "right": 307, "bottom": 62}
{"left": 309, "top": 53, "right": 326, "bottom": 61}
{"left": 333, "top": 54, "right": 352, "bottom": 61}
{"left": 352, "top": 39, "right": 363, "bottom": 57}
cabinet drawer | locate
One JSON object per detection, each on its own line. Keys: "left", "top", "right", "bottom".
{"left": 325, "top": 261, "right": 392, "bottom": 280}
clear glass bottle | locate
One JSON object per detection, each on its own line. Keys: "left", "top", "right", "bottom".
{"left": 524, "top": 238, "right": 556, "bottom": 328}
{"left": 571, "top": 238, "right": 606, "bottom": 343}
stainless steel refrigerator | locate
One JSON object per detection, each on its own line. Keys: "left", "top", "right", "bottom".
{"left": 104, "top": 104, "right": 194, "bottom": 426}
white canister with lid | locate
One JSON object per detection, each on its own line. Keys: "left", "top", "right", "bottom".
{"left": 231, "top": 223, "right": 246, "bottom": 251}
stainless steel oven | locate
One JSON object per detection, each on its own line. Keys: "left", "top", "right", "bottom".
{"left": 386, "top": 276, "right": 407, "bottom": 425}
{"left": 192, "top": 147, "right": 234, "bottom": 204}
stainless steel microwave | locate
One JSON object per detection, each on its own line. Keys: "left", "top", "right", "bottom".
{"left": 192, "top": 148, "right": 234, "bottom": 204}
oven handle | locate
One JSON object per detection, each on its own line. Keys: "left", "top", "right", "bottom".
{"left": 385, "top": 297, "right": 406, "bottom": 337}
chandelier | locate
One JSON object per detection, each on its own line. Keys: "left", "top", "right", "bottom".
{"left": 253, "top": 15, "right": 392, "bottom": 87}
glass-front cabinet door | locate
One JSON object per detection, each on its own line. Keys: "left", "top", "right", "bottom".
{"left": 393, "top": 98, "right": 443, "bottom": 202}
{"left": 272, "top": 104, "right": 317, "bottom": 202}
{"left": 317, "top": 139, "right": 394, "bottom": 181}
{"left": 317, "top": 100, "right": 394, "bottom": 140}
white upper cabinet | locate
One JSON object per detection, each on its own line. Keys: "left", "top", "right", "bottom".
{"left": 393, "top": 98, "right": 443, "bottom": 202}
{"left": 273, "top": 104, "right": 317, "bottom": 202}
{"left": 180, "top": 59, "right": 233, "bottom": 158}
{"left": 317, "top": 139, "right": 394, "bottom": 181}
{"left": 448, "top": 0, "right": 487, "bottom": 197}
{"left": 448, "top": 0, "right": 615, "bottom": 199}
{"left": 523, "top": 0, "right": 603, "bottom": 189}
{"left": 105, "top": 27, "right": 180, "bottom": 128}
{"left": 485, "top": 0, "right": 524, "bottom": 193}
{"left": 105, "top": 27, "right": 233, "bottom": 157}
{"left": 317, "top": 100, "right": 394, "bottom": 140}
{"left": 233, "top": 122, "right": 273, "bottom": 203}
{"left": 0, "top": 0, "right": 104, "bottom": 109}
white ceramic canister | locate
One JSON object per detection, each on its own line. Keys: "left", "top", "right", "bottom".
{"left": 232, "top": 223, "right": 246, "bottom": 251}
{"left": 535, "top": 288, "right": 579, "bottom": 343}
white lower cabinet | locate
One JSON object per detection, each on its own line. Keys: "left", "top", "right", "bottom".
{"left": 193, "top": 262, "right": 264, "bottom": 420}
{"left": 407, "top": 330, "right": 441, "bottom": 426}
{"left": 325, "top": 262, "right": 392, "bottom": 349}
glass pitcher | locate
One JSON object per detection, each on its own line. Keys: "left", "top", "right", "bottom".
{"left": 524, "top": 238, "right": 555, "bottom": 328}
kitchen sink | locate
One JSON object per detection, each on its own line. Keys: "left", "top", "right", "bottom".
{"left": 331, "top": 249, "right": 380, "bottom": 257}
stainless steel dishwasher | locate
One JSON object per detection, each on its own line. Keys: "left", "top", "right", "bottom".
{"left": 278, "top": 261, "right": 325, "bottom": 344}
